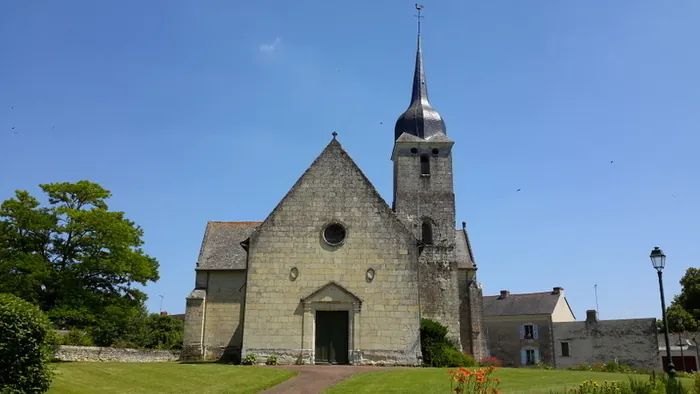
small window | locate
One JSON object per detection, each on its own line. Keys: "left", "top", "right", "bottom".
{"left": 421, "top": 220, "right": 433, "bottom": 244}
{"left": 523, "top": 325, "right": 534, "bottom": 339}
{"left": 410, "top": 147, "right": 418, "bottom": 154}
{"left": 432, "top": 148, "right": 439, "bottom": 155}
{"left": 420, "top": 155, "right": 430, "bottom": 175}
{"left": 561, "top": 342, "right": 570, "bottom": 357}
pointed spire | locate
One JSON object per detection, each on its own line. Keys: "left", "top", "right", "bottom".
{"left": 394, "top": 4, "right": 447, "bottom": 141}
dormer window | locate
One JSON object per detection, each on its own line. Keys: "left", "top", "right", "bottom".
{"left": 420, "top": 155, "right": 430, "bottom": 175}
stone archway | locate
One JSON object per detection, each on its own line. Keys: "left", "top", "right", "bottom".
{"left": 300, "top": 281, "right": 362, "bottom": 365}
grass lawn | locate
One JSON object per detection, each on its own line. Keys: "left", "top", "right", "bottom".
{"left": 48, "top": 362, "right": 297, "bottom": 394}
{"left": 322, "top": 368, "right": 680, "bottom": 394}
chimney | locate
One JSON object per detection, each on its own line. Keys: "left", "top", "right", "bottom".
{"left": 552, "top": 287, "right": 564, "bottom": 295}
{"left": 586, "top": 309, "right": 598, "bottom": 324}
{"left": 499, "top": 290, "right": 510, "bottom": 299}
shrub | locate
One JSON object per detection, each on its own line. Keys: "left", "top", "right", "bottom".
{"left": 242, "top": 353, "right": 257, "bottom": 365}
{"left": 692, "top": 372, "right": 700, "bottom": 394}
{"left": 265, "top": 355, "right": 278, "bottom": 365}
{"left": 59, "top": 329, "right": 94, "bottom": 346}
{"left": 567, "top": 361, "right": 639, "bottom": 375}
{"left": 0, "top": 293, "right": 55, "bottom": 394}
{"left": 549, "top": 374, "right": 688, "bottom": 394}
{"left": 434, "top": 347, "right": 477, "bottom": 368}
{"left": 480, "top": 356, "right": 503, "bottom": 367}
{"left": 534, "top": 361, "right": 555, "bottom": 370}
{"left": 420, "top": 318, "right": 473, "bottom": 367}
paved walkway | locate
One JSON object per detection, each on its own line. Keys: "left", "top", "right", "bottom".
{"left": 260, "top": 365, "right": 406, "bottom": 394}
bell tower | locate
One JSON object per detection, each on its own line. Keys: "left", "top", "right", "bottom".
{"left": 391, "top": 4, "right": 462, "bottom": 347}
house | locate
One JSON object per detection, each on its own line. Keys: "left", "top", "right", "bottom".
{"left": 482, "top": 287, "right": 575, "bottom": 367}
{"left": 658, "top": 332, "right": 700, "bottom": 372}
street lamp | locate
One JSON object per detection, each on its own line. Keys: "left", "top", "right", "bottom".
{"left": 651, "top": 246, "right": 676, "bottom": 378}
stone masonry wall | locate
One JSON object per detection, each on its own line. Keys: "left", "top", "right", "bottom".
{"left": 552, "top": 318, "right": 661, "bottom": 371}
{"left": 54, "top": 346, "right": 179, "bottom": 362}
{"left": 459, "top": 268, "right": 485, "bottom": 361}
{"left": 241, "top": 141, "right": 421, "bottom": 366}
{"left": 202, "top": 271, "right": 246, "bottom": 362}
{"left": 393, "top": 140, "right": 462, "bottom": 349}
{"left": 418, "top": 246, "right": 461, "bottom": 347}
{"left": 182, "top": 291, "right": 205, "bottom": 361}
{"left": 484, "top": 316, "right": 554, "bottom": 367}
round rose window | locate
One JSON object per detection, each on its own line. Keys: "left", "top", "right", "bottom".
{"left": 323, "top": 223, "right": 346, "bottom": 246}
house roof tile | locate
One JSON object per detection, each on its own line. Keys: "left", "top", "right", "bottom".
{"left": 195, "top": 221, "right": 261, "bottom": 270}
{"left": 483, "top": 291, "right": 561, "bottom": 317}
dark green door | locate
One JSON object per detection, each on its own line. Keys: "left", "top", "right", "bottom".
{"left": 314, "top": 311, "right": 349, "bottom": 365}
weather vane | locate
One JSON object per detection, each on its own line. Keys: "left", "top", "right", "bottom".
{"left": 415, "top": 4, "right": 425, "bottom": 35}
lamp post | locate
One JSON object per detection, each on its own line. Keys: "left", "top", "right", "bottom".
{"left": 651, "top": 246, "right": 676, "bottom": 378}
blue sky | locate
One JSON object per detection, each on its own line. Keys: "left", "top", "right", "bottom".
{"left": 1, "top": 1, "right": 699, "bottom": 320}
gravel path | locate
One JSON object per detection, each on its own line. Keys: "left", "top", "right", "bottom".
{"left": 259, "top": 365, "right": 407, "bottom": 394}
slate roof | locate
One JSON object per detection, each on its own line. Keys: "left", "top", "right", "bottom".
{"left": 483, "top": 291, "right": 561, "bottom": 317}
{"left": 394, "top": 34, "right": 447, "bottom": 141}
{"left": 455, "top": 229, "right": 475, "bottom": 269}
{"left": 195, "top": 221, "right": 261, "bottom": 270}
{"left": 658, "top": 332, "right": 700, "bottom": 348}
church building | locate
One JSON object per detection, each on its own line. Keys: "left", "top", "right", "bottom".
{"left": 183, "top": 22, "right": 486, "bottom": 365}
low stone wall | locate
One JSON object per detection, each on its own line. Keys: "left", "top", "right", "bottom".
{"left": 54, "top": 345, "right": 180, "bottom": 362}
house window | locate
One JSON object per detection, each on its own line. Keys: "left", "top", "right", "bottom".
{"left": 526, "top": 349, "right": 536, "bottom": 365}
{"left": 561, "top": 342, "right": 570, "bottom": 357}
{"left": 420, "top": 155, "right": 430, "bottom": 175}
{"left": 521, "top": 348, "right": 540, "bottom": 365}
{"left": 521, "top": 324, "right": 538, "bottom": 339}
{"left": 421, "top": 220, "right": 433, "bottom": 244}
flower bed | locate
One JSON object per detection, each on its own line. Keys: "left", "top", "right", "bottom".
{"left": 449, "top": 366, "right": 501, "bottom": 394}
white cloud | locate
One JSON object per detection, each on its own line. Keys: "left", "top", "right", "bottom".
{"left": 259, "top": 37, "right": 281, "bottom": 54}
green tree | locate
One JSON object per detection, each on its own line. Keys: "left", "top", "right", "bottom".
{"left": 0, "top": 181, "right": 159, "bottom": 342}
{"left": 0, "top": 293, "right": 56, "bottom": 394}
{"left": 657, "top": 267, "right": 700, "bottom": 333}
{"left": 658, "top": 304, "right": 699, "bottom": 333}
{"left": 674, "top": 267, "right": 700, "bottom": 322}
{"left": 144, "top": 313, "right": 184, "bottom": 350}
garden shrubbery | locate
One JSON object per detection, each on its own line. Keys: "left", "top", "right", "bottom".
{"left": 420, "top": 318, "right": 476, "bottom": 367}
{"left": 567, "top": 361, "right": 643, "bottom": 375}
{"left": 58, "top": 329, "right": 94, "bottom": 346}
{"left": 479, "top": 356, "right": 503, "bottom": 367}
{"left": 0, "top": 293, "right": 55, "bottom": 394}
{"left": 55, "top": 311, "right": 183, "bottom": 350}
{"left": 549, "top": 373, "right": 690, "bottom": 394}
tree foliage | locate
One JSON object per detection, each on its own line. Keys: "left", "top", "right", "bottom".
{"left": 658, "top": 267, "right": 700, "bottom": 333}
{"left": 0, "top": 293, "right": 55, "bottom": 394}
{"left": 0, "top": 181, "right": 159, "bottom": 342}
{"left": 674, "top": 268, "right": 700, "bottom": 322}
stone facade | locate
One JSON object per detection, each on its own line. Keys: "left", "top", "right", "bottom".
{"left": 241, "top": 140, "right": 422, "bottom": 366}
{"left": 552, "top": 311, "right": 661, "bottom": 371}
{"left": 485, "top": 315, "right": 556, "bottom": 367}
{"left": 54, "top": 346, "right": 179, "bottom": 362}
